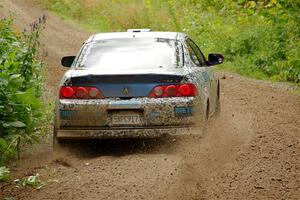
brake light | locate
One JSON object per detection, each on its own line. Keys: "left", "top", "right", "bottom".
{"left": 149, "top": 84, "right": 197, "bottom": 98}
{"left": 75, "top": 87, "right": 88, "bottom": 98}
{"left": 178, "top": 84, "right": 191, "bottom": 96}
{"left": 60, "top": 86, "right": 103, "bottom": 99}
{"left": 165, "top": 85, "right": 177, "bottom": 96}
{"left": 60, "top": 86, "right": 74, "bottom": 98}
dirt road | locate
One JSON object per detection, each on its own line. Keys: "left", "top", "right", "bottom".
{"left": 0, "top": 0, "right": 299, "bottom": 199}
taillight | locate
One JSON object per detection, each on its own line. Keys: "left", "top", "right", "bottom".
{"left": 149, "top": 83, "right": 197, "bottom": 98}
{"left": 165, "top": 85, "right": 177, "bottom": 97}
{"left": 153, "top": 86, "right": 164, "bottom": 97}
{"left": 75, "top": 87, "right": 88, "bottom": 98}
{"left": 88, "top": 88, "right": 101, "bottom": 98}
{"left": 60, "top": 86, "right": 103, "bottom": 99}
{"left": 60, "top": 86, "right": 74, "bottom": 98}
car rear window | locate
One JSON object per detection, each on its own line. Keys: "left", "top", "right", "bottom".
{"left": 75, "top": 38, "right": 183, "bottom": 69}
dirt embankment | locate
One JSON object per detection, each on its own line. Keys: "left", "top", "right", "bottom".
{"left": 0, "top": 0, "right": 299, "bottom": 200}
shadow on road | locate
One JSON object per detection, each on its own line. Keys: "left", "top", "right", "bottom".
{"left": 54, "top": 136, "right": 182, "bottom": 159}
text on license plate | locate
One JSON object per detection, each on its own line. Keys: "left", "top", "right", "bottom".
{"left": 112, "top": 115, "right": 141, "bottom": 125}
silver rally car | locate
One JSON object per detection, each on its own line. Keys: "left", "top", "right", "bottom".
{"left": 53, "top": 29, "right": 223, "bottom": 146}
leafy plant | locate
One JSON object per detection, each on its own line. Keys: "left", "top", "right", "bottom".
{"left": 0, "top": 166, "right": 11, "bottom": 182}
{"left": 4, "top": 197, "right": 15, "bottom": 200}
{"left": 15, "top": 173, "right": 43, "bottom": 188}
{"left": 0, "top": 16, "right": 47, "bottom": 164}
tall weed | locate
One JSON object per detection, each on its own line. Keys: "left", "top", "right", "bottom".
{"left": 0, "top": 16, "right": 47, "bottom": 164}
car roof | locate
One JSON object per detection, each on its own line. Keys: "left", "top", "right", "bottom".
{"left": 87, "top": 31, "right": 187, "bottom": 42}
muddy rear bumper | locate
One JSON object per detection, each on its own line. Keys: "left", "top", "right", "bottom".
{"left": 57, "top": 97, "right": 197, "bottom": 127}
{"left": 56, "top": 126, "right": 194, "bottom": 139}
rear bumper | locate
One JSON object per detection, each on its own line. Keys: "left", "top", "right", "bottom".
{"left": 57, "top": 97, "right": 197, "bottom": 127}
{"left": 56, "top": 126, "right": 194, "bottom": 139}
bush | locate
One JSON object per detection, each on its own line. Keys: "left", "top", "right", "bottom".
{"left": 0, "top": 16, "right": 46, "bottom": 164}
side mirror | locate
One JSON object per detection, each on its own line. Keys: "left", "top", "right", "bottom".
{"left": 61, "top": 56, "right": 76, "bottom": 67}
{"left": 208, "top": 54, "right": 224, "bottom": 66}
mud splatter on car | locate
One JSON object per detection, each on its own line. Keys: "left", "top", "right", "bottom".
{"left": 53, "top": 30, "right": 223, "bottom": 146}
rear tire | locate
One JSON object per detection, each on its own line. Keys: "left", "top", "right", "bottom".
{"left": 215, "top": 96, "right": 221, "bottom": 116}
{"left": 215, "top": 81, "right": 221, "bottom": 116}
{"left": 53, "top": 124, "right": 68, "bottom": 152}
{"left": 52, "top": 106, "right": 64, "bottom": 152}
{"left": 53, "top": 137, "right": 62, "bottom": 151}
{"left": 206, "top": 100, "right": 210, "bottom": 120}
{"left": 198, "top": 101, "right": 209, "bottom": 134}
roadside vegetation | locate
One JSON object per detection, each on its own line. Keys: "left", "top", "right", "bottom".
{"left": 37, "top": 0, "right": 299, "bottom": 83}
{"left": 0, "top": 16, "right": 48, "bottom": 168}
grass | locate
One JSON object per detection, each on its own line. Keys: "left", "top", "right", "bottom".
{"left": 35, "top": 0, "right": 300, "bottom": 83}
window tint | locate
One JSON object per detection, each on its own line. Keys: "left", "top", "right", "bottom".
{"left": 75, "top": 38, "right": 183, "bottom": 69}
{"left": 186, "top": 38, "right": 206, "bottom": 66}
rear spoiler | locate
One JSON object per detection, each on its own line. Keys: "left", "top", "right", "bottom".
{"left": 127, "top": 29, "right": 152, "bottom": 33}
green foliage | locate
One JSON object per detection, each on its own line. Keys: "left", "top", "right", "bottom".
{"left": 4, "top": 198, "right": 16, "bottom": 200}
{"left": 0, "top": 17, "right": 46, "bottom": 164}
{"left": 0, "top": 166, "right": 11, "bottom": 182}
{"left": 37, "top": 0, "right": 299, "bottom": 83}
{"left": 15, "top": 173, "right": 43, "bottom": 188}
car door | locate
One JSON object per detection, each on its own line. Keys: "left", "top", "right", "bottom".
{"left": 185, "top": 37, "right": 218, "bottom": 117}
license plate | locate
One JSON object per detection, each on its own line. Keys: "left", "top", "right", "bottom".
{"left": 112, "top": 114, "right": 141, "bottom": 125}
